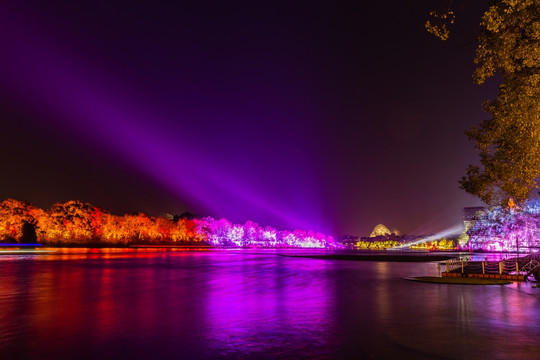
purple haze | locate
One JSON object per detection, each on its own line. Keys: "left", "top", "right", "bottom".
{"left": 0, "top": 1, "right": 495, "bottom": 237}
{"left": 0, "top": 4, "right": 329, "bottom": 234}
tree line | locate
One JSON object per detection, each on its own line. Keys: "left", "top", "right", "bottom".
{"left": 0, "top": 198, "right": 335, "bottom": 248}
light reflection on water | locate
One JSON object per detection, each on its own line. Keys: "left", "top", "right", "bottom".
{"left": 203, "top": 254, "right": 336, "bottom": 358}
{"left": 0, "top": 249, "right": 539, "bottom": 359}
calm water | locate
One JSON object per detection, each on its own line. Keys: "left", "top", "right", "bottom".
{"left": 1, "top": 249, "right": 539, "bottom": 359}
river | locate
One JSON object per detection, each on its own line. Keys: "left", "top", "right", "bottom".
{"left": 1, "top": 248, "right": 539, "bottom": 359}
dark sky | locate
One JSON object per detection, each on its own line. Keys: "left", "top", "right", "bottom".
{"left": 0, "top": 0, "right": 493, "bottom": 237}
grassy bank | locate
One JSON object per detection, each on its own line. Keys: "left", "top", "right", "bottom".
{"left": 405, "top": 276, "right": 511, "bottom": 285}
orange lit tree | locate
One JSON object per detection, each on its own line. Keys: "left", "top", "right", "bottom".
{"left": 39, "top": 201, "right": 101, "bottom": 244}
{"left": 0, "top": 198, "right": 39, "bottom": 242}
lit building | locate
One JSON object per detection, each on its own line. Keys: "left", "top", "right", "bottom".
{"left": 337, "top": 235, "right": 359, "bottom": 246}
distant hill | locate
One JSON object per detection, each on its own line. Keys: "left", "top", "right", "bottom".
{"left": 369, "top": 224, "right": 401, "bottom": 238}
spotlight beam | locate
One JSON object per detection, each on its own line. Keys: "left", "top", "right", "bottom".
{"left": 388, "top": 224, "right": 463, "bottom": 250}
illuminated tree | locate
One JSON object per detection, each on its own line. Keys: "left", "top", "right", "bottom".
{"left": 0, "top": 198, "right": 338, "bottom": 248}
{"left": 42, "top": 201, "right": 98, "bottom": 243}
{"left": 119, "top": 213, "right": 154, "bottom": 243}
{"left": 467, "top": 203, "right": 540, "bottom": 251}
{"left": 100, "top": 213, "right": 126, "bottom": 244}
{"left": 239, "top": 220, "right": 258, "bottom": 246}
{"left": 457, "top": 1, "right": 540, "bottom": 205}
{"left": 425, "top": 9, "right": 455, "bottom": 41}
{"left": 0, "top": 199, "right": 39, "bottom": 242}
{"left": 210, "top": 218, "right": 233, "bottom": 246}
{"left": 261, "top": 226, "right": 278, "bottom": 246}
{"left": 185, "top": 218, "right": 205, "bottom": 242}
{"left": 170, "top": 218, "right": 189, "bottom": 243}
{"left": 426, "top": 1, "right": 540, "bottom": 205}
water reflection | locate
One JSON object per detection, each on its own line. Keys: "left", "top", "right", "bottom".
{"left": 0, "top": 250, "right": 539, "bottom": 359}
{"left": 203, "top": 254, "right": 335, "bottom": 358}
{"left": 374, "top": 262, "right": 392, "bottom": 325}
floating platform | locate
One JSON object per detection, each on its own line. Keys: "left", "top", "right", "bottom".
{"left": 442, "top": 272, "right": 525, "bottom": 281}
{"left": 406, "top": 276, "right": 511, "bottom": 285}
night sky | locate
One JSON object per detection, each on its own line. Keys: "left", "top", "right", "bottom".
{"left": 0, "top": 0, "right": 494, "bottom": 237}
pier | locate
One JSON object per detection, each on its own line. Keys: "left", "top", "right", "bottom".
{"left": 441, "top": 253, "right": 540, "bottom": 281}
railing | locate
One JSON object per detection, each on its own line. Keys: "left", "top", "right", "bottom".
{"left": 521, "top": 253, "right": 540, "bottom": 278}
{"left": 445, "top": 258, "right": 468, "bottom": 273}
{"left": 445, "top": 254, "right": 539, "bottom": 278}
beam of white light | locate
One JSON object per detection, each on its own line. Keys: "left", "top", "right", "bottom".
{"left": 387, "top": 224, "right": 463, "bottom": 250}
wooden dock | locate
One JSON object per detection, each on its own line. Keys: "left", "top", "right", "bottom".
{"left": 442, "top": 272, "right": 525, "bottom": 281}
{"left": 441, "top": 255, "right": 539, "bottom": 282}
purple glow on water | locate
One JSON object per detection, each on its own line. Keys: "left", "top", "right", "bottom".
{"left": 0, "top": 6, "right": 329, "bottom": 234}
{"left": 1, "top": 249, "right": 539, "bottom": 359}
{"left": 203, "top": 254, "right": 335, "bottom": 357}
